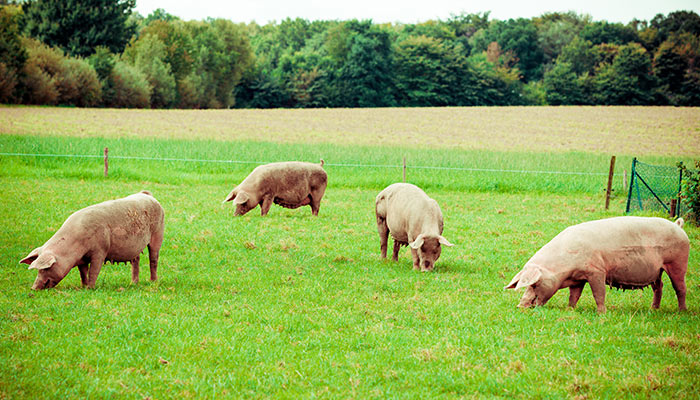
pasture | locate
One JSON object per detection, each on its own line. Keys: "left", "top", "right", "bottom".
{"left": 0, "top": 106, "right": 699, "bottom": 398}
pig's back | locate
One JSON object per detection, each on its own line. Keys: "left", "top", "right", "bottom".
{"left": 64, "top": 194, "right": 163, "bottom": 261}
{"left": 565, "top": 217, "right": 687, "bottom": 250}
{"left": 247, "top": 162, "right": 326, "bottom": 190}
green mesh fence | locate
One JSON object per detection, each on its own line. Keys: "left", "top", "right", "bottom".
{"left": 626, "top": 158, "right": 683, "bottom": 217}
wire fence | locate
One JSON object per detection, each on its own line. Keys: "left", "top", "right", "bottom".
{"left": 0, "top": 151, "right": 611, "bottom": 176}
{"left": 625, "top": 158, "right": 684, "bottom": 217}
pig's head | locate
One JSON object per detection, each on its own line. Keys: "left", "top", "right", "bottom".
{"left": 409, "top": 234, "right": 453, "bottom": 271}
{"left": 505, "top": 264, "right": 558, "bottom": 307}
{"left": 223, "top": 188, "right": 258, "bottom": 216}
{"left": 20, "top": 248, "right": 70, "bottom": 290}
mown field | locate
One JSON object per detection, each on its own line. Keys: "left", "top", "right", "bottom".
{"left": 1, "top": 106, "right": 699, "bottom": 399}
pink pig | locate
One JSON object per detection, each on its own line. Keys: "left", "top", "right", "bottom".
{"left": 20, "top": 191, "right": 165, "bottom": 290}
{"left": 506, "top": 216, "right": 689, "bottom": 313}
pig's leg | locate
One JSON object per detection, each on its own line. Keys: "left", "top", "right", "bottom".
{"left": 410, "top": 248, "right": 420, "bottom": 270}
{"left": 376, "top": 215, "right": 389, "bottom": 258}
{"left": 587, "top": 274, "right": 607, "bottom": 313}
{"left": 310, "top": 185, "right": 325, "bottom": 216}
{"left": 392, "top": 241, "right": 402, "bottom": 262}
{"left": 130, "top": 256, "right": 140, "bottom": 284}
{"left": 665, "top": 263, "right": 687, "bottom": 311}
{"left": 87, "top": 254, "right": 106, "bottom": 288}
{"left": 260, "top": 196, "right": 273, "bottom": 216}
{"left": 310, "top": 195, "right": 321, "bottom": 216}
{"left": 78, "top": 264, "right": 89, "bottom": 286}
{"left": 148, "top": 231, "right": 163, "bottom": 282}
{"left": 568, "top": 283, "right": 585, "bottom": 308}
{"left": 651, "top": 275, "right": 663, "bottom": 309}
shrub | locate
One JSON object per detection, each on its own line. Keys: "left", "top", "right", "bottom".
{"left": 20, "top": 38, "right": 62, "bottom": 105}
{"left": 679, "top": 160, "right": 700, "bottom": 225}
{"left": 88, "top": 47, "right": 117, "bottom": 105}
{"left": 124, "top": 34, "right": 176, "bottom": 108}
{"left": 56, "top": 58, "right": 102, "bottom": 107}
{"left": 0, "top": 62, "right": 18, "bottom": 102}
{"left": 109, "top": 61, "right": 151, "bottom": 108}
{"left": 20, "top": 37, "right": 103, "bottom": 107}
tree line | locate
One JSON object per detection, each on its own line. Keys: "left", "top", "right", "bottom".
{"left": 1, "top": 0, "right": 699, "bottom": 108}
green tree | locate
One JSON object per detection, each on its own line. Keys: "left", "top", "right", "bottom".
{"left": 654, "top": 32, "right": 700, "bottom": 105}
{"left": 0, "top": 4, "right": 26, "bottom": 102}
{"left": 557, "top": 36, "right": 599, "bottom": 75}
{"left": 123, "top": 33, "right": 176, "bottom": 108}
{"left": 144, "top": 8, "right": 177, "bottom": 24}
{"left": 543, "top": 61, "right": 585, "bottom": 104}
{"left": 445, "top": 11, "right": 490, "bottom": 54}
{"left": 649, "top": 11, "right": 700, "bottom": 47}
{"left": 324, "top": 20, "right": 395, "bottom": 107}
{"left": 184, "top": 19, "right": 253, "bottom": 108}
{"left": 534, "top": 12, "right": 590, "bottom": 65}
{"left": 589, "top": 43, "right": 655, "bottom": 104}
{"left": 461, "top": 53, "right": 525, "bottom": 105}
{"left": 470, "top": 18, "right": 544, "bottom": 82}
{"left": 88, "top": 46, "right": 116, "bottom": 104}
{"left": 23, "top": 0, "right": 136, "bottom": 57}
{"left": 580, "top": 21, "right": 638, "bottom": 45}
{"left": 393, "top": 35, "right": 459, "bottom": 106}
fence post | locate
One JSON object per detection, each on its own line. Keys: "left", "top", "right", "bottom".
{"left": 403, "top": 157, "right": 406, "bottom": 182}
{"left": 625, "top": 158, "right": 637, "bottom": 213}
{"left": 669, "top": 199, "right": 677, "bottom": 218}
{"left": 104, "top": 147, "right": 108, "bottom": 177}
{"left": 605, "top": 155, "right": 616, "bottom": 210}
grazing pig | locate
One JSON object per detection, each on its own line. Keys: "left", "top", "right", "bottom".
{"left": 20, "top": 191, "right": 165, "bottom": 290}
{"left": 375, "top": 183, "right": 453, "bottom": 271}
{"left": 505, "top": 216, "right": 689, "bottom": 313}
{"left": 223, "top": 161, "right": 327, "bottom": 216}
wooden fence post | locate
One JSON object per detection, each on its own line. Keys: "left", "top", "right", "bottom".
{"left": 403, "top": 157, "right": 406, "bottom": 182}
{"left": 669, "top": 198, "right": 677, "bottom": 218}
{"left": 605, "top": 155, "right": 616, "bottom": 210}
{"left": 104, "top": 147, "right": 108, "bottom": 177}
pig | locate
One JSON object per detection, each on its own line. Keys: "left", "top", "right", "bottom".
{"left": 505, "top": 216, "right": 689, "bottom": 313}
{"left": 19, "top": 191, "right": 165, "bottom": 290}
{"left": 375, "top": 183, "right": 453, "bottom": 271}
{"left": 223, "top": 161, "right": 327, "bottom": 216}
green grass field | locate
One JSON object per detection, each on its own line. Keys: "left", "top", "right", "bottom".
{"left": 1, "top": 106, "right": 699, "bottom": 398}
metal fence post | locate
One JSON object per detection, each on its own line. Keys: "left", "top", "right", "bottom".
{"left": 625, "top": 158, "right": 636, "bottom": 213}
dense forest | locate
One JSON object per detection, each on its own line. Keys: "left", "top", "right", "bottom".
{"left": 1, "top": 0, "right": 699, "bottom": 108}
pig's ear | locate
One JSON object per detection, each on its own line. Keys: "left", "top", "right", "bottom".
{"left": 19, "top": 248, "right": 41, "bottom": 265}
{"left": 505, "top": 266, "right": 542, "bottom": 290}
{"left": 409, "top": 234, "right": 424, "bottom": 249}
{"left": 438, "top": 236, "right": 454, "bottom": 247}
{"left": 223, "top": 189, "right": 237, "bottom": 203}
{"left": 232, "top": 191, "right": 249, "bottom": 205}
{"left": 28, "top": 253, "right": 56, "bottom": 270}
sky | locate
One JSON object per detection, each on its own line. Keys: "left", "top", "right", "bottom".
{"left": 133, "top": 0, "right": 700, "bottom": 25}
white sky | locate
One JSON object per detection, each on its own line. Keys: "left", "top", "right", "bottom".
{"left": 134, "top": 0, "right": 700, "bottom": 24}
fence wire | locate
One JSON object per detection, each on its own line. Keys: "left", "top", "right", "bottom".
{"left": 0, "top": 152, "right": 610, "bottom": 176}
{"left": 626, "top": 159, "right": 683, "bottom": 217}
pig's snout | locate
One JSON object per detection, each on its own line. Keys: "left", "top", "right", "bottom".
{"left": 518, "top": 289, "right": 537, "bottom": 308}
{"left": 31, "top": 278, "right": 55, "bottom": 290}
